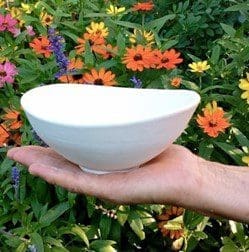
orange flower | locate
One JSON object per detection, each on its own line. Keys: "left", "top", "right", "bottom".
{"left": 75, "top": 32, "right": 105, "bottom": 54}
{"left": 122, "top": 45, "right": 155, "bottom": 71}
{"left": 157, "top": 206, "right": 184, "bottom": 240}
{"left": 94, "top": 44, "right": 118, "bottom": 59}
{"left": 83, "top": 68, "right": 116, "bottom": 86}
{"left": 133, "top": 1, "right": 154, "bottom": 11}
{"left": 59, "top": 58, "right": 84, "bottom": 84}
{"left": 197, "top": 101, "right": 230, "bottom": 138}
{"left": 2, "top": 108, "right": 22, "bottom": 130}
{"left": 171, "top": 77, "right": 182, "bottom": 88}
{"left": 156, "top": 49, "right": 183, "bottom": 69}
{"left": 29, "top": 36, "right": 52, "bottom": 58}
{"left": 0, "top": 124, "right": 10, "bottom": 147}
{"left": 7, "top": 132, "right": 22, "bottom": 146}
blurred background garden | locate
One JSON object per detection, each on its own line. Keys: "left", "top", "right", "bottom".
{"left": 0, "top": 0, "right": 249, "bottom": 251}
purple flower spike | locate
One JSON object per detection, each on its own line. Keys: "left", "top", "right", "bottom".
{"left": 130, "top": 76, "right": 142, "bottom": 88}
{"left": 48, "top": 28, "right": 69, "bottom": 78}
{"left": 11, "top": 166, "right": 20, "bottom": 190}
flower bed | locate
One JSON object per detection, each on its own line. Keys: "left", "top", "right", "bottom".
{"left": 0, "top": 0, "right": 248, "bottom": 251}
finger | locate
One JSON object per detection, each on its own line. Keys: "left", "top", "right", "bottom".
{"left": 8, "top": 146, "right": 80, "bottom": 173}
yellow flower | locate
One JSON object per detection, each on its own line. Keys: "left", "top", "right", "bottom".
{"left": 239, "top": 73, "right": 249, "bottom": 104}
{"left": 9, "top": 7, "right": 25, "bottom": 26}
{"left": 40, "top": 12, "right": 53, "bottom": 26}
{"left": 106, "top": 4, "right": 125, "bottom": 15}
{"left": 188, "top": 60, "right": 210, "bottom": 73}
{"left": 0, "top": 0, "right": 5, "bottom": 8}
{"left": 86, "top": 22, "right": 109, "bottom": 38}
{"left": 129, "top": 29, "right": 155, "bottom": 46}
{"left": 242, "top": 156, "right": 249, "bottom": 166}
{"left": 21, "top": 3, "right": 33, "bottom": 14}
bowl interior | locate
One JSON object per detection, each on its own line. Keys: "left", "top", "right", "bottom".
{"left": 21, "top": 84, "right": 200, "bottom": 126}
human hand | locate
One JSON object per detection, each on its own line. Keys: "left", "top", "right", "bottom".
{"left": 7, "top": 145, "right": 200, "bottom": 205}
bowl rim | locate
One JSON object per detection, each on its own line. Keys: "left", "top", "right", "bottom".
{"left": 21, "top": 84, "right": 201, "bottom": 128}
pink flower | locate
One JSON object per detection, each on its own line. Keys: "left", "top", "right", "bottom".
{"left": 0, "top": 14, "right": 18, "bottom": 35}
{"left": 0, "top": 62, "right": 18, "bottom": 87}
{"left": 26, "top": 25, "right": 35, "bottom": 36}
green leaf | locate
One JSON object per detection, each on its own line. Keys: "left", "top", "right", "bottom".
{"left": 84, "top": 41, "right": 95, "bottom": 68}
{"left": 192, "top": 231, "right": 208, "bottom": 240}
{"left": 16, "top": 242, "right": 27, "bottom": 252}
{"left": 0, "top": 157, "right": 14, "bottom": 175}
{"left": 214, "top": 142, "right": 244, "bottom": 165}
{"left": 183, "top": 210, "right": 204, "bottom": 230}
{"left": 225, "top": 3, "right": 249, "bottom": 12}
{"left": 39, "top": 202, "right": 70, "bottom": 227}
{"left": 99, "top": 215, "right": 112, "bottom": 240}
{"left": 198, "top": 141, "right": 214, "bottom": 159}
{"left": 90, "top": 240, "right": 116, "bottom": 252}
{"left": 210, "top": 44, "right": 221, "bottom": 64}
{"left": 145, "top": 14, "right": 176, "bottom": 32}
{"left": 221, "top": 244, "right": 239, "bottom": 252}
{"left": 129, "top": 218, "right": 145, "bottom": 240}
{"left": 110, "top": 20, "right": 142, "bottom": 30}
{"left": 220, "top": 23, "right": 236, "bottom": 37}
{"left": 117, "top": 205, "right": 129, "bottom": 226}
{"left": 117, "top": 33, "right": 126, "bottom": 56}
{"left": 30, "top": 232, "right": 44, "bottom": 252}
{"left": 181, "top": 80, "right": 200, "bottom": 92}
{"left": 71, "top": 225, "right": 89, "bottom": 247}
{"left": 231, "top": 127, "right": 249, "bottom": 147}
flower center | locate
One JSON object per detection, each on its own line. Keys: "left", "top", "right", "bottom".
{"left": 94, "top": 78, "right": 104, "bottom": 85}
{"left": 161, "top": 57, "right": 169, "bottom": 63}
{"left": 45, "top": 17, "right": 52, "bottom": 23}
{"left": 209, "top": 121, "right": 217, "bottom": 127}
{"left": 134, "top": 53, "right": 142, "bottom": 61}
{"left": 0, "top": 71, "right": 7, "bottom": 77}
{"left": 72, "top": 74, "right": 83, "bottom": 80}
{"left": 89, "top": 39, "right": 94, "bottom": 46}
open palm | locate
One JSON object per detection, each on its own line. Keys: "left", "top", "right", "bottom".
{"left": 7, "top": 145, "right": 199, "bottom": 205}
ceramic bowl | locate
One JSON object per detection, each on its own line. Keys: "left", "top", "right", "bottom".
{"left": 21, "top": 84, "right": 200, "bottom": 174}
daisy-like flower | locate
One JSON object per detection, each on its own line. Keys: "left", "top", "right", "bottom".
{"left": 106, "top": 4, "right": 125, "bottom": 15}
{"left": 8, "top": 7, "right": 25, "bottom": 27}
{"left": 132, "top": 1, "right": 154, "bottom": 12}
{"left": 21, "top": 3, "right": 33, "bottom": 14}
{"left": 157, "top": 206, "right": 184, "bottom": 240}
{"left": 129, "top": 29, "right": 155, "bottom": 46}
{"left": 59, "top": 58, "right": 84, "bottom": 83}
{"left": 171, "top": 77, "right": 182, "bottom": 88}
{"left": 40, "top": 12, "right": 53, "bottom": 26}
{"left": 86, "top": 22, "right": 109, "bottom": 38}
{"left": 242, "top": 156, "right": 249, "bottom": 166}
{"left": 0, "top": 62, "right": 18, "bottom": 87}
{"left": 83, "top": 68, "right": 116, "bottom": 86}
{"left": 189, "top": 60, "right": 210, "bottom": 73}
{"left": 123, "top": 45, "right": 155, "bottom": 71}
{"left": 29, "top": 36, "right": 52, "bottom": 58}
{"left": 0, "top": 13, "right": 18, "bottom": 35}
{"left": 239, "top": 72, "right": 249, "bottom": 104}
{"left": 155, "top": 49, "right": 183, "bottom": 69}
{"left": 75, "top": 32, "right": 105, "bottom": 54}
{"left": 2, "top": 108, "right": 22, "bottom": 130}
{"left": 196, "top": 101, "right": 230, "bottom": 138}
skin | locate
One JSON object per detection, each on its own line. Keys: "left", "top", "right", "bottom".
{"left": 7, "top": 145, "right": 249, "bottom": 223}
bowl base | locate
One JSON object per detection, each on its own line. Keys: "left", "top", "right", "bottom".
{"left": 79, "top": 165, "right": 139, "bottom": 174}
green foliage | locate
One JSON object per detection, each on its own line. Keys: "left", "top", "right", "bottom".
{"left": 0, "top": 0, "right": 249, "bottom": 251}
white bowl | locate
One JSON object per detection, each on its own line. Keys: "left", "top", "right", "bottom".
{"left": 21, "top": 84, "right": 200, "bottom": 174}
